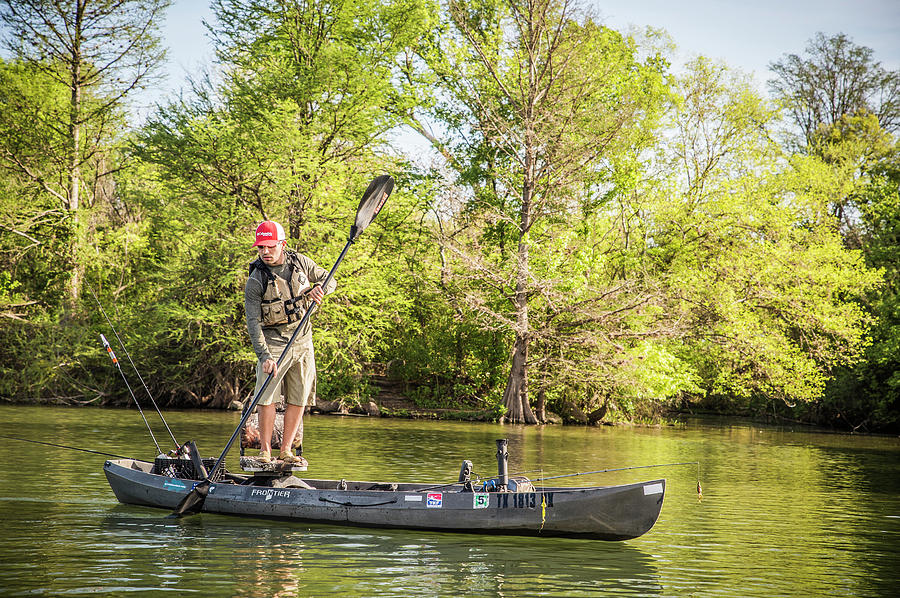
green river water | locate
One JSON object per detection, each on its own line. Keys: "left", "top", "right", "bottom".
{"left": 0, "top": 404, "right": 897, "bottom": 597}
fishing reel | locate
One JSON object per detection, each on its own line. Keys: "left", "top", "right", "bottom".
{"left": 458, "top": 459, "right": 475, "bottom": 492}
{"left": 479, "top": 475, "right": 534, "bottom": 493}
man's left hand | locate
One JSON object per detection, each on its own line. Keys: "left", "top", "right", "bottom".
{"left": 307, "top": 284, "right": 325, "bottom": 304}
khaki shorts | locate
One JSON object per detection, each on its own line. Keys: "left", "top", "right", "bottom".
{"left": 254, "top": 337, "right": 316, "bottom": 407}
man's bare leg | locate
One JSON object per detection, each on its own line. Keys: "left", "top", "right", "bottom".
{"left": 258, "top": 403, "right": 275, "bottom": 460}
{"left": 281, "top": 403, "right": 305, "bottom": 458}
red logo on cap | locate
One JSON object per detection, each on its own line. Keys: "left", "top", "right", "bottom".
{"left": 254, "top": 221, "right": 285, "bottom": 246}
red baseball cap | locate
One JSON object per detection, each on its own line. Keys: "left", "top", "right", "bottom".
{"left": 253, "top": 221, "right": 286, "bottom": 247}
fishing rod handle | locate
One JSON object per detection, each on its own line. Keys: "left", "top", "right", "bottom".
{"left": 100, "top": 334, "right": 118, "bottom": 364}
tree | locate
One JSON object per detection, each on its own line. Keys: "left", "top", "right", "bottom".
{"left": 0, "top": 57, "right": 162, "bottom": 403}
{"left": 0, "top": 59, "right": 72, "bottom": 317}
{"left": 769, "top": 32, "right": 900, "bottom": 431}
{"left": 206, "top": 0, "right": 432, "bottom": 233}
{"left": 768, "top": 32, "right": 900, "bottom": 150}
{"left": 407, "top": 0, "right": 668, "bottom": 422}
{"left": 660, "top": 58, "right": 880, "bottom": 409}
{"left": 131, "top": 0, "right": 436, "bottom": 406}
{"left": 808, "top": 117, "right": 900, "bottom": 431}
{"left": 0, "top": 0, "right": 170, "bottom": 305}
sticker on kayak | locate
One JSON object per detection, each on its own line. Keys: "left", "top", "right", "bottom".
{"left": 643, "top": 483, "right": 664, "bottom": 496}
{"left": 163, "top": 480, "right": 187, "bottom": 491}
{"left": 473, "top": 493, "right": 489, "bottom": 509}
{"left": 251, "top": 488, "right": 291, "bottom": 501}
{"left": 426, "top": 493, "right": 442, "bottom": 508}
{"left": 404, "top": 495, "right": 423, "bottom": 502}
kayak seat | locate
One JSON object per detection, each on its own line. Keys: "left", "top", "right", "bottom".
{"left": 367, "top": 483, "right": 398, "bottom": 491}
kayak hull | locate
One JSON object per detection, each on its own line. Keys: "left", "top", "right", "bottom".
{"left": 104, "top": 458, "right": 664, "bottom": 541}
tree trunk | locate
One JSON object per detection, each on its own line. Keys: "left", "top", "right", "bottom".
{"left": 66, "top": 4, "right": 85, "bottom": 307}
{"left": 535, "top": 385, "right": 546, "bottom": 423}
{"left": 502, "top": 140, "right": 538, "bottom": 425}
{"left": 502, "top": 330, "right": 537, "bottom": 424}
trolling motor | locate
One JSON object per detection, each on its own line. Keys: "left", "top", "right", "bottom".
{"left": 458, "top": 459, "right": 473, "bottom": 482}
{"left": 475, "top": 439, "right": 534, "bottom": 493}
{"left": 458, "top": 459, "right": 474, "bottom": 492}
{"left": 496, "top": 438, "right": 509, "bottom": 491}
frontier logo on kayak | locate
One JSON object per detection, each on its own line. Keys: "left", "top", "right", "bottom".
{"left": 426, "top": 493, "right": 442, "bottom": 508}
{"left": 251, "top": 488, "right": 291, "bottom": 501}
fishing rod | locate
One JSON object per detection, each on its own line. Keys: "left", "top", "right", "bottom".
{"left": 533, "top": 461, "right": 703, "bottom": 497}
{"left": 533, "top": 460, "right": 701, "bottom": 482}
{"left": 101, "top": 334, "right": 163, "bottom": 455}
{"left": 0, "top": 434, "right": 133, "bottom": 460}
{"left": 87, "top": 285, "right": 181, "bottom": 451}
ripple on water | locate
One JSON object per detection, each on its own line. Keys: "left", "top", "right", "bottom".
{"left": 1, "top": 407, "right": 898, "bottom": 596}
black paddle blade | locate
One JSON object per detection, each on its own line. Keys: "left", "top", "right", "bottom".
{"left": 169, "top": 480, "right": 210, "bottom": 517}
{"left": 349, "top": 174, "right": 394, "bottom": 241}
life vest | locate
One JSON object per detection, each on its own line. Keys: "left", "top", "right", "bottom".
{"left": 249, "top": 250, "right": 313, "bottom": 327}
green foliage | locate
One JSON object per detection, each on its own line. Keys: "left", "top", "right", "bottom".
{"left": 766, "top": 33, "right": 900, "bottom": 431}
{"left": 1, "top": 0, "right": 171, "bottom": 307}
{"left": 819, "top": 140, "right": 900, "bottom": 431}
{"left": 0, "top": 59, "right": 73, "bottom": 306}
{"left": 0, "top": 3, "right": 897, "bottom": 434}
{"left": 657, "top": 59, "right": 880, "bottom": 408}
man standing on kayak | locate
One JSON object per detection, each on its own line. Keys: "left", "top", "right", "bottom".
{"left": 244, "top": 220, "right": 336, "bottom": 465}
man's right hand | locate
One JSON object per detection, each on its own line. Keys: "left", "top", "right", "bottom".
{"left": 262, "top": 359, "right": 278, "bottom": 377}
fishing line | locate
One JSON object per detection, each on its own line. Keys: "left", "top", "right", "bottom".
{"left": 534, "top": 461, "right": 703, "bottom": 497}
{"left": 0, "top": 434, "right": 133, "bottom": 460}
{"left": 86, "top": 284, "right": 181, "bottom": 450}
{"left": 101, "top": 334, "right": 162, "bottom": 455}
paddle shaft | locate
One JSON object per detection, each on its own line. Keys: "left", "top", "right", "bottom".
{"left": 204, "top": 239, "right": 354, "bottom": 481}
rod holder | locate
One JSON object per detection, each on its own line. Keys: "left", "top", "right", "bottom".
{"left": 458, "top": 460, "right": 473, "bottom": 483}
{"left": 496, "top": 439, "right": 508, "bottom": 490}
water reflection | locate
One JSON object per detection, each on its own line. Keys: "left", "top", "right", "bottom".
{"left": 1, "top": 406, "right": 898, "bottom": 597}
{"left": 99, "top": 508, "right": 661, "bottom": 597}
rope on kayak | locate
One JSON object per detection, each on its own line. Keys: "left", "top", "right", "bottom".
{"left": 318, "top": 497, "right": 398, "bottom": 507}
{"left": 0, "top": 434, "right": 133, "bottom": 460}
